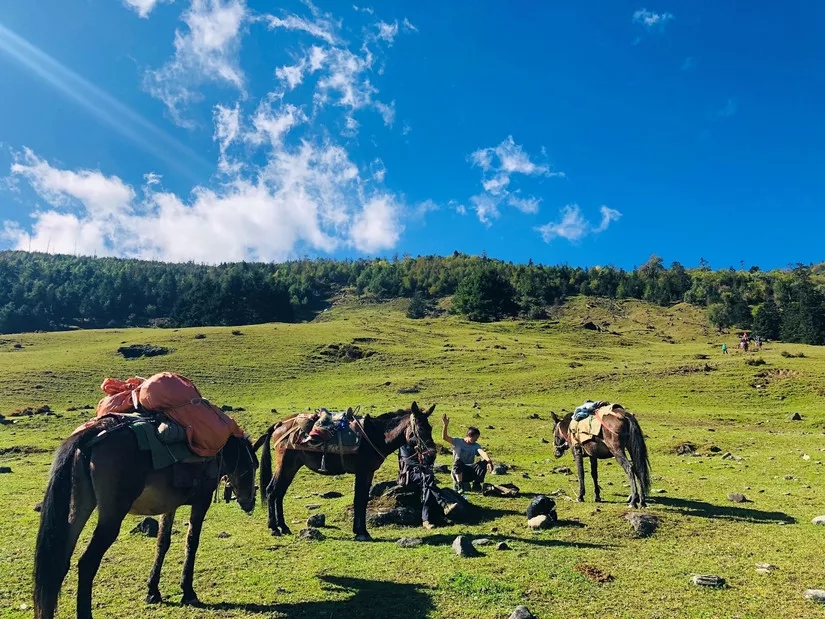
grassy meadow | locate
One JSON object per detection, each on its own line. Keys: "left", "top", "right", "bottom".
{"left": 2, "top": 297, "right": 825, "bottom": 618}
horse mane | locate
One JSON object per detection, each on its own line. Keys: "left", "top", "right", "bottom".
{"left": 371, "top": 408, "right": 413, "bottom": 422}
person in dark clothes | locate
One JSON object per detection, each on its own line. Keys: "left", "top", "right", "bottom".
{"left": 397, "top": 439, "right": 457, "bottom": 529}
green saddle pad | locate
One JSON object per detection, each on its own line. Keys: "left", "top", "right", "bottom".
{"left": 128, "top": 419, "right": 212, "bottom": 470}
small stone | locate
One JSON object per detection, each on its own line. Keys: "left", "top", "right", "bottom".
{"left": 790, "top": 412, "right": 803, "bottom": 421}
{"left": 306, "top": 504, "right": 322, "bottom": 510}
{"left": 727, "top": 493, "right": 747, "bottom": 503}
{"left": 755, "top": 568, "right": 772, "bottom": 575}
{"left": 552, "top": 466, "right": 572, "bottom": 475}
{"left": 625, "top": 512, "right": 659, "bottom": 537}
{"left": 691, "top": 574, "right": 726, "bottom": 587}
{"left": 319, "top": 491, "right": 343, "bottom": 499}
{"left": 811, "top": 516, "right": 825, "bottom": 525}
{"left": 33, "top": 503, "right": 42, "bottom": 512}
{"left": 472, "top": 537, "right": 493, "bottom": 546}
{"left": 299, "top": 527, "right": 325, "bottom": 541}
{"left": 721, "top": 452, "right": 733, "bottom": 460}
{"left": 755, "top": 563, "right": 777, "bottom": 573}
{"left": 452, "top": 535, "right": 479, "bottom": 557}
{"left": 130, "top": 517, "right": 159, "bottom": 538}
{"left": 307, "top": 513, "right": 326, "bottom": 528}
{"left": 0, "top": 466, "right": 11, "bottom": 474}
{"left": 216, "top": 531, "right": 231, "bottom": 539}
{"left": 521, "top": 472, "right": 530, "bottom": 479}
{"left": 785, "top": 475, "right": 794, "bottom": 480}
{"left": 803, "top": 454, "right": 811, "bottom": 461}
{"left": 804, "top": 589, "right": 825, "bottom": 602}
{"left": 528, "top": 515, "right": 550, "bottom": 529}
{"left": 653, "top": 488, "right": 666, "bottom": 494}
{"left": 396, "top": 537, "right": 423, "bottom": 548}
{"left": 496, "top": 542, "right": 510, "bottom": 550}
{"left": 508, "top": 606, "right": 536, "bottom": 619}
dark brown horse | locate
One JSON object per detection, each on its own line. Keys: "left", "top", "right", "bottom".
{"left": 257, "top": 402, "right": 436, "bottom": 541}
{"left": 551, "top": 405, "right": 651, "bottom": 507}
{"left": 33, "top": 416, "right": 258, "bottom": 619}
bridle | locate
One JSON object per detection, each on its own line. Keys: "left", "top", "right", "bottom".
{"left": 407, "top": 414, "right": 436, "bottom": 462}
{"left": 216, "top": 436, "right": 257, "bottom": 504}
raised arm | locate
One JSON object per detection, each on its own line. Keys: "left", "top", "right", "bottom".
{"left": 441, "top": 413, "right": 454, "bottom": 445}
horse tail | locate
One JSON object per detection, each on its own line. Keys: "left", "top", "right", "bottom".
{"left": 33, "top": 428, "right": 96, "bottom": 619}
{"left": 625, "top": 414, "right": 651, "bottom": 495}
{"left": 258, "top": 424, "right": 276, "bottom": 505}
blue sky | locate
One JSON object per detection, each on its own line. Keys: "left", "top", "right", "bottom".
{"left": 0, "top": 1, "right": 822, "bottom": 269}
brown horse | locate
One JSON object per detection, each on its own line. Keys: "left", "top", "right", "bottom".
{"left": 33, "top": 416, "right": 258, "bottom": 619}
{"left": 257, "top": 401, "right": 436, "bottom": 541}
{"left": 551, "top": 405, "right": 651, "bottom": 507}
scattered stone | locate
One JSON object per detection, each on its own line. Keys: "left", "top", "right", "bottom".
{"left": 396, "top": 386, "right": 420, "bottom": 394}
{"left": 625, "top": 512, "right": 659, "bottom": 537}
{"left": 790, "top": 412, "right": 803, "bottom": 421}
{"left": 486, "top": 425, "right": 495, "bottom": 430}
{"left": 653, "top": 489, "right": 666, "bottom": 494}
{"left": 521, "top": 472, "right": 530, "bottom": 479}
{"left": 472, "top": 538, "right": 493, "bottom": 547}
{"left": 452, "top": 535, "right": 479, "bottom": 557}
{"left": 396, "top": 537, "right": 423, "bottom": 548}
{"left": 231, "top": 330, "right": 243, "bottom": 336}
{"left": 130, "top": 517, "right": 159, "bottom": 538}
{"left": 117, "top": 344, "right": 170, "bottom": 359}
{"left": 528, "top": 515, "right": 552, "bottom": 529}
{"left": 496, "top": 542, "right": 510, "bottom": 551}
{"left": 194, "top": 334, "right": 206, "bottom": 340}
{"left": 727, "top": 493, "right": 747, "bottom": 503}
{"left": 493, "top": 464, "right": 509, "bottom": 475}
{"left": 33, "top": 502, "right": 42, "bottom": 512}
{"left": 803, "top": 454, "right": 811, "bottom": 461}
{"left": 784, "top": 475, "right": 794, "bottom": 481}
{"left": 755, "top": 563, "right": 777, "bottom": 574}
{"left": 216, "top": 531, "right": 231, "bottom": 539}
{"left": 472, "top": 401, "right": 481, "bottom": 409}
{"left": 527, "top": 413, "right": 540, "bottom": 420}
{"left": 804, "top": 589, "right": 825, "bottom": 603}
{"left": 306, "top": 504, "right": 322, "bottom": 510}
{"left": 508, "top": 605, "right": 536, "bottom": 619}
{"left": 540, "top": 438, "right": 549, "bottom": 444}
{"left": 811, "top": 516, "right": 825, "bottom": 525}
{"left": 691, "top": 574, "right": 726, "bottom": 587}
{"left": 367, "top": 507, "right": 420, "bottom": 527}
{"left": 553, "top": 466, "right": 572, "bottom": 475}
{"left": 306, "top": 514, "right": 326, "bottom": 528}
{"left": 674, "top": 442, "right": 697, "bottom": 455}
{"left": 319, "top": 491, "right": 343, "bottom": 499}
{"left": 299, "top": 527, "right": 324, "bottom": 541}
{"left": 0, "top": 466, "right": 12, "bottom": 474}
{"left": 708, "top": 446, "right": 722, "bottom": 453}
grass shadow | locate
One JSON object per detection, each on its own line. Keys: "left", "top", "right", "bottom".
{"left": 419, "top": 531, "right": 608, "bottom": 550}
{"left": 651, "top": 496, "right": 796, "bottom": 524}
{"left": 201, "top": 575, "right": 434, "bottom": 618}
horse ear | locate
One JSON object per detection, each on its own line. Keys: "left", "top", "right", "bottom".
{"left": 424, "top": 404, "right": 436, "bottom": 417}
{"left": 550, "top": 411, "right": 560, "bottom": 423}
{"left": 410, "top": 401, "right": 421, "bottom": 415}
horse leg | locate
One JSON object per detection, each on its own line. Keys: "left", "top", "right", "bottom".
{"left": 75, "top": 507, "right": 130, "bottom": 619}
{"left": 590, "top": 456, "right": 602, "bottom": 502}
{"left": 573, "top": 446, "right": 586, "bottom": 502}
{"left": 353, "top": 468, "right": 376, "bottom": 541}
{"left": 613, "top": 450, "right": 639, "bottom": 508}
{"left": 632, "top": 463, "right": 648, "bottom": 508}
{"left": 269, "top": 453, "right": 300, "bottom": 536}
{"left": 180, "top": 496, "right": 210, "bottom": 606}
{"left": 146, "top": 511, "right": 175, "bottom": 604}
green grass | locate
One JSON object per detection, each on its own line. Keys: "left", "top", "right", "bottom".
{"left": 2, "top": 297, "right": 825, "bottom": 618}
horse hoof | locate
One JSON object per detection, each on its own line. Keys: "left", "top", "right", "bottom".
{"left": 145, "top": 592, "right": 162, "bottom": 604}
{"left": 576, "top": 497, "right": 584, "bottom": 503}
{"left": 594, "top": 497, "right": 603, "bottom": 503}
{"left": 354, "top": 533, "right": 373, "bottom": 542}
{"left": 181, "top": 594, "right": 202, "bottom": 607}
{"left": 270, "top": 528, "right": 281, "bottom": 537}
{"left": 280, "top": 526, "right": 292, "bottom": 535}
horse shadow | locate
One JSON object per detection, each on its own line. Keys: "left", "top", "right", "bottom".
{"left": 650, "top": 496, "right": 796, "bottom": 524}
{"left": 200, "top": 575, "right": 434, "bottom": 618}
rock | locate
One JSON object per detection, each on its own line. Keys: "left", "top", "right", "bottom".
{"left": 526, "top": 495, "right": 556, "bottom": 519}
{"left": 755, "top": 563, "right": 777, "bottom": 574}
{"left": 33, "top": 502, "right": 42, "bottom": 512}
{"left": 496, "top": 541, "right": 510, "bottom": 551}
{"left": 472, "top": 538, "right": 493, "bottom": 546}
{"left": 708, "top": 446, "right": 722, "bottom": 453}
{"left": 508, "top": 606, "right": 536, "bottom": 619}
{"left": 528, "top": 515, "right": 552, "bottom": 529}
{"left": 721, "top": 452, "right": 733, "bottom": 459}
{"left": 130, "top": 517, "right": 159, "bottom": 538}
{"left": 674, "top": 442, "right": 697, "bottom": 455}
{"left": 319, "top": 491, "right": 343, "bottom": 499}
{"left": 216, "top": 531, "right": 231, "bottom": 539}
{"left": 804, "top": 589, "right": 825, "bottom": 602}
{"left": 803, "top": 454, "right": 811, "bottom": 461}
{"left": 0, "top": 466, "right": 12, "bottom": 474}
{"left": 790, "top": 412, "right": 803, "bottom": 421}
{"left": 552, "top": 466, "right": 572, "bottom": 475}
{"left": 307, "top": 514, "right": 326, "bottom": 528}
{"left": 625, "top": 512, "right": 659, "bottom": 537}
{"left": 755, "top": 568, "right": 772, "bottom": 575}
{"left": 540, "top": 438, "right": 549, "bottom": 444}
{"left": 653, "top": 489, "right": 666, "bottom": 494}
{"left": 117, "top": 344, "right": 170, "bottom": 359}
{"left": 493, "top": 464, "right": 508, "bottom": 475}
{"left": 306, "top": 504, "right": 322, "bottom": 510}
{"left": 452, "top": 535, "right": 479, "bottom": 557}
{"left": 299, "top": 527, "right": 325, "bottom": 541}
{"left": 727, "top": 493, "right": 747, "bottom": 503}
{"left": 784, "top": 475, "right": 794, "bottom": 481}
{"left": 367, "top": 507, "right": 420, "bottom": 527}
{"left": 396, "top": 537, "right": 423, "bottom": 548}
{"left": 691, "top": 574, "right": 726, "bottom": 587}
{"left": 369, "top": 480, "right": 399, "bottom": 499}
{"left": 811, "top": 516, "right": 825, "bottom": 525}
{"left": 521, "top": 472, "right": 530, "bottom": 479}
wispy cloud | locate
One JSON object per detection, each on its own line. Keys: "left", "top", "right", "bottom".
{"left": 633, "top": 8, "right": 675, "bottom": 30}
{"left": 536, "top": 205, "right": 621, "bottom": 243}
{"left": 717, "top": 98, "right": 738, "bottom": 118}
{"left": 144, "top": 0, "right": 248, "bottom": 126}
{"left": 468, "top": 136, "right": 563, "bottom": 225}
{"left": 122, "top": 0, "right": 172, "bottom": 18}
{"left": 0, "top": 22, "right": 208, "bottom": 179}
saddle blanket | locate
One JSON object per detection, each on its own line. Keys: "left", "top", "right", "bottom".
{"left": 569, "top": 404, "right": 622, "bottom": 445}
{"left": 292, "top": 409, "right": 361, "bottom": 454}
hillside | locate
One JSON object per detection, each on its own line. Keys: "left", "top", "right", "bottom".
{"left": 1, "top": 298, "right": 824, "bottom": 618}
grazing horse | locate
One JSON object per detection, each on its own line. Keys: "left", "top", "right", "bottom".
{"left": 551, "top": 405, "right": 651, "bottom": 508}
{"left": 257, "top": 401, "right": 437, "bottom": 541}
{"left": 33, "top": 416, "right": 258, "bottom": 619}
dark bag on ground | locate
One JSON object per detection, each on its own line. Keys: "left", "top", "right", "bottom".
{"left": 526, "top": 495, "right": 556, "bottom": 519}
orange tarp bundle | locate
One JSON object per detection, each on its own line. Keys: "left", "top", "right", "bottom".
{"left": 94, "top": 372, "right": 244, "bottom": 457}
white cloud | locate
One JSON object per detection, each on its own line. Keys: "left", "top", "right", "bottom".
{"left": 263, "top": 1, "right": 340, "bottom": 46}
{"left": 536, "top": 204, "right": 621, "bottom": 243}
{"left": 633, "top": 8, "right": 674, "bottom": 30}
{"left": 681, "top": 56, "right": 694, "bottom": 71}
{"left": 402, "top": 18, "right": 418, "bottom": 33}
{"left": 122, "top": 0, "right": 172, "bottom": 18}
{"left": 350, "top": 195, "right": 402, "bottom": 252}
{"left": 353, "top": 5, "right": 374, "bottom": 15}
{"left": 144, "top": 0, "right": 248, "bottom": 126}
{"left": 468, "top": 136, "right": 563, "bottom": 224}
{"left": 375, "top": 21, "right": 399, "bottom": 44}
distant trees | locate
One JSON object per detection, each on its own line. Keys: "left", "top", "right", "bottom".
{"left": 2, "top": 250, "right": 825, "bottom": 345}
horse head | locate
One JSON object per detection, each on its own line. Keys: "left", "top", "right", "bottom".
{"left": 221, "top": 434, "right": 259, "bottom": 513}
{"left": 406, "top": 401, "right": 437, "bottom": 458}
{"left": 550, "top": 411, "right": 569, "bottom": 458}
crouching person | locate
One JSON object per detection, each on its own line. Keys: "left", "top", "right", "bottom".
{"left": 398, "top": 439, "right": 457, "bottom": 530}
{"left": 442, "top": 414, "right": 493, "bottom": 493}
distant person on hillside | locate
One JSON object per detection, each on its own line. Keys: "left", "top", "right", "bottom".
{"left": 397, "top": 440, "right": 457, "bottom": 529}
{"left": 755, "top": 335, "right": 762, "bottom": 350}
{"left": 442, "top": 414, "right": 494, "bottom": 493}
{"left": 722, "top": 343, "right": 728, "bottom": 355}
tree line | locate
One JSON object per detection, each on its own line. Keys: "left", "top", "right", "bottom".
{"left": 1, "top": 250, "right": 824, "bottom": 344}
